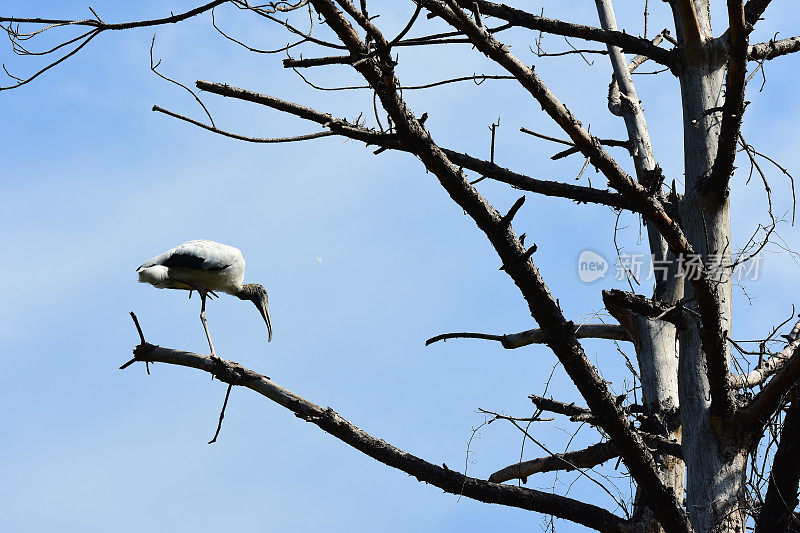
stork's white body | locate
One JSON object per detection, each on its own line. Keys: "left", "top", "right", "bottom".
{"left": 136, "top": 240, "right": 273, "bottom": 352}
{"left": 137, "top": 240, "right": 246, "bottom": 295}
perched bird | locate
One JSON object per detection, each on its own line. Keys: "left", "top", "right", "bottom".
{"left": 137, "top": 240, "right": 272, "bottom": 355}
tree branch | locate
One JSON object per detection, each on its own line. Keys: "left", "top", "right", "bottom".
{"left": 489, "top": 434, "right": 683, "bottom": 484}
{"left": 736, "top": 337, "right": 800, "bottom": 433}
{"left": 704, "top": 1, "right": 748, "bottom": 198}
{"left": 744, "top": 0, "right": 772, "bottom": 31}
{"left": 749, "top": 36, "right": 800, "bottom": 61}
{"left": 441, "top": 150, "right": 637, "bottom": 210}
{"left": 123, "top": 343, "right": 630, "bottom": 532}
{"left": 602, "top": 290, "right": 686, "bottom": 326}
{"left": 673, "top": 0, "right": 704, "bottom": 52}
{"left": 426, "top": 323, "right": 631, "bottom": 349}
{"left": 529, "top": 394, "right": 595, "bottom": 418}
{"left": 152, "top": 105, "right": 335, "bottom": 143}
{"left": 731, "top": 319, "right": 800, "bottom": 388}
{"left": 754, "top": 390, "right": 800, "bottom": 533}
{"left": 489, "top": 441, "right": 619, "bottom": 483}
{"left": 283, "top": 54, "right": 354, "bottom": 68}
{"left": 195, "top": 80, "right": 638, "bottom": 211}
{"left": 1, "top": 0, "right": 230, "bottom": 31}
{"left": 448, "top": 0, "right": 674, "bottom": 67}
{"left": 607, "top": 30, "right": 667, "bottom": 117}
{"left": 595, "top": 0, "right": 671, "bottom": 300}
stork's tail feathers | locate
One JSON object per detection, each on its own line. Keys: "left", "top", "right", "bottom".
{"left": 137, "top": 265, "right": 170, "bottom": 286}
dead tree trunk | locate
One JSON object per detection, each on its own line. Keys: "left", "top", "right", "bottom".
{"left": 669, "top": 2, "right": 745, "bottom": 530}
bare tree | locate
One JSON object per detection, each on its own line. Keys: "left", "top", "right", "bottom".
{"left": 4, "top": 1, "right": 800, "bottom": 531}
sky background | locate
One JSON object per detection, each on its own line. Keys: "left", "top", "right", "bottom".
{"left": 2, "top": 1, "right": 800, "bottom": 531}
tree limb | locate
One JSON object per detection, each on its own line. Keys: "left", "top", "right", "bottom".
{"left": 529, "top": 393, "right": 595, "bottom": 418}
{"left": 195, "top": 80, "right": 638, "bottom": 211}
{"left": 489, "top": 441, "right": 620, "bottom": 483}
{"left": 489, "top": 435, "right": 683, "bottom": 484}
{"left": 438, "top": 150, "right": 637, "bottom": 210}
{"left": 602, "top": 290, "right": 687, "bottom": 326}
{"left": 736, "top": 337, "right": 800, "bottom": 433}
{"left": 607, "top": 31, "right": 667, "bottom": 117}
{"left": 0, "top": 0, "right": 230, "bottom": 31}
{"left": 704, "top": 0, "right": 748, "bottom": 198}
{"left": 152, "top": 105, "right": 335, "bottom": 143}
{"left": 595, "top": 0, "right": 671, "bottom": 300}
{"left": 673, "top": 0, "right": 704, "bottom": 52}
{"left": 448, "top": 0, "right": 674, "bottom": 67}
{"left": 283, "top": 54, "right": 354, "bottom": 68}
{"left": 749, "top": 36, "right": 800, "bottom": 61}
{"left": 754, "top": 390, "right": 800, "bottom": 533}
{"left": 123, "top": 343, "right": 630, "bottom": 532}
{"left": 426, "top": 323, "right": 631, "bottom": 349}
{"left": 744, "top": 0, "right": 772, "bottom": 31}
{"left": 731, "top": 320, "right": 800, "bottom": 388}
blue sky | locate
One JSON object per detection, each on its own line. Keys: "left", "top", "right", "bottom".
{"left": 2, "top": 2, "right": 799, "bottom": 531}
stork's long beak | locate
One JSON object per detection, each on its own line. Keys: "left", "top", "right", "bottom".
{"left": 255, "top": 295, "right": 273, "bottom": 342}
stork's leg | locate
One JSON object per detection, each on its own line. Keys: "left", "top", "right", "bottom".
{"left": 199, "top": 289, "right": 216, "bottom": 356}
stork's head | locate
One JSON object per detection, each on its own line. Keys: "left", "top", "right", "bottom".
{"left": 238, "top": 283, "right": 272, "bottom": 342}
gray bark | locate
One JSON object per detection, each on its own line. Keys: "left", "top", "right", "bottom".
{"left": 671, "top": 2, "right": 746, "bottom": 531}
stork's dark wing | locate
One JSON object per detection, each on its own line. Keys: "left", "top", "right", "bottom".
{"left": 139, "top": 240, "right": 241, "bottom": 272}
{"left": 161, "top": 252, "right": 229, "bottom": 271}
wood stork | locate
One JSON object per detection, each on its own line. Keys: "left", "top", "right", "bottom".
{"left": 137, "top": 240, "right": 272, "bottom": 355}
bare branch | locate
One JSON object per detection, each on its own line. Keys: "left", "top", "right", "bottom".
{"left": 195, "top": 80, "right": 638, "bottom": 210}
{"left": 426, "top": 324, "right": 630, "bottom": 349}
{"left": 607, "top": 31, "right": 666, "bottom": 117}
{"left": 519, "top": 128, "right": 631, "bottom": 160}
{"left": 0, "top": 29, "right": 99, "bottom": 91}
{"left": 123, "top": 343, "right": 630, "bottom": 532}
{"left": 150, "top": 35, "right": 216, "bottom": 128}
{"left": 393, "top": 22, "right": 512, "bottom": 47}
{"left": 152, "top": 105, "right": 334, "bottom": 143}
{"left": 387, "top": 2, "right": 422, "bottom": 48}
{"left": 489, "top": 436, "right": 683, "bottom": 484}
{"left": 737, "top": 336, "right": 800, "bottom": 432}
{"left": 529, "top": 394, "right": 594, "bottom": 419}
{"left": 754, "top": 390, "right": 800, "bottom": 533}
{"left": 602, "top": 290, "right": 687, "bottom": 326}
{"left": 0, "top": 1, "right": 234, "bottom": 91}
{"left": 1, "top": 1, "right": 230, "bottom": 31}
{"left": 0, "top": 1, "right": 322, "bottom": 91}
{"left": 704, "top": 1, "right": 748, "bottom": 198}
{"left": 448, "top": 0, "right": 674, "bottom": 67}
{"left": 673, "top": 0, "right": 704, "bottom": 53}
{"left": 749, "top": 35, "right": 800, "bottom": 61}
{"left": 283, "top": 54, "right": 354, "bottom": 68}
{"left": 489, "top": 442, "right": 619, "bottom": 483}
{"left": 490, "top": 441, "right": 619, "bottom": 483}
{"left": 744, "top": 0, "right": 773, "bottom": 31}
{"left": 732, "top": 319, "right": 800, "bottom": 389}
{"left": 212, "top": 6, "right": 308, "bottom": 55}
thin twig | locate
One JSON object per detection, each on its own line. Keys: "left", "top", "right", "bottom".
{"left": 208, "top": 383, "right": 234, "bottom": 444}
